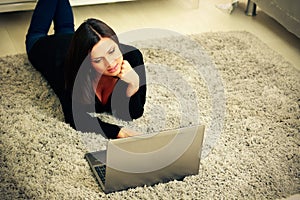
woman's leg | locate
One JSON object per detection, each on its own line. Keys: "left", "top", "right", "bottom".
{"left": 53, "top": 0, "right": 74, "bottom": 35}
{"left": 25, "top": 0, "right": 74, "bottom": 53}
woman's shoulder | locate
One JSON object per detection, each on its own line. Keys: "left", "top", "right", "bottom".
{"left": 120, "top": 43, "right": 142, "bottom": 57}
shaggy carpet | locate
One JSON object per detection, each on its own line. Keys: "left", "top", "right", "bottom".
{"left": 0, "top": 31, "right": 299, "bottom": 199}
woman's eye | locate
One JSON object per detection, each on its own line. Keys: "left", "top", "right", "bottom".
{"left": 93, "top": 58, "right": 102, "bottom": 63}
{"left": 109, "top": 47, "right": 115, "bottom": 54}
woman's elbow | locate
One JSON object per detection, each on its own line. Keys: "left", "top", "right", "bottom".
{"left": 130, "top": 108, "right": 144, "bottom": 120}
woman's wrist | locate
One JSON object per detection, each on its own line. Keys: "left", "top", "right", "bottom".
{"left": 126, "top": 79, "right": 139, "bottom": 97}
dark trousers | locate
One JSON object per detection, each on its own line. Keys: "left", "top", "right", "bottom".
{"left": 25, "top": 0, "right": 74, "bottom": 53}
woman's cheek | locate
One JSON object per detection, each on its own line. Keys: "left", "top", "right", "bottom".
{"left": 92, "top": 63, "right": 106, "bottom": 74}
{"left": 116, "top": 53, "right": 123, "bottom": 63}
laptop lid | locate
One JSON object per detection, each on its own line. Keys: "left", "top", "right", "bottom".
{"left": 104, "top": 125, "right": 205, "bottom": 193}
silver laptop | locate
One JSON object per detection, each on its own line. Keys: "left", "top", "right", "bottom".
{"left": 85, "top": 125, "right": 205, "bottom": 193}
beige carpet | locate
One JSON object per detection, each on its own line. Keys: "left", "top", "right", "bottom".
{"left": 0, "top": 31, "right": 299, "bottom": 199}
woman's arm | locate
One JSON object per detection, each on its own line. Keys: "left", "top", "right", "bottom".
{"left": 112, "top": 44, "right": 147, "bottom": 121}
{"left": 63, "top": 100, "right": 141, "bottom": 139}
{"left": 61, "top": 93, "right": 121, "bottom": 139}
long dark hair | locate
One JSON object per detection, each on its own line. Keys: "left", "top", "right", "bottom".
{"left": 64, "top": 18, "right": 119, "bottom": 101}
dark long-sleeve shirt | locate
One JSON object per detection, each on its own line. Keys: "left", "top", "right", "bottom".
{"left": 27, "top": 33, "right": 146, "bottom": 138}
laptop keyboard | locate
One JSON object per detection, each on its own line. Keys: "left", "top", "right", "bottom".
{"left": 94, "top": 165, "right": 106, "bottom": 185}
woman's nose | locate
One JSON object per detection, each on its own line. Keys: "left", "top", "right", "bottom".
{"left": 105, "top": 56, "right": 114, "bottom": 67}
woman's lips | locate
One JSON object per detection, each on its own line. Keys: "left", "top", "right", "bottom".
{"left": 107, "top": 64, "right": 119, "bottom": 73}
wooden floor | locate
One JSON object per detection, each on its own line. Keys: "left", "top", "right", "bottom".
{"left": 0, "top": 0, "right": 299, "bottom": 70}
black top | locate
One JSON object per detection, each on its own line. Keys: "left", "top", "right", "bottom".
{"left": 27, "top": 33, "right": 146, "bottom": 138}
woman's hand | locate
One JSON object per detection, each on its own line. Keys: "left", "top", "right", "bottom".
{"left": 117, "top": 60, "right": 140, "bottom": 97}
{"left": 117, "top": 127, "right": 141, "bottom": 138}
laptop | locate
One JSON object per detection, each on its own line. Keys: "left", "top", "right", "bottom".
{"left": 85, "top": 125, "right": 205, "bottom": 193}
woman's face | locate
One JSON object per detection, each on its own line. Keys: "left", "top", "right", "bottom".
{"left": 90, "top": 37, "right": 123, "bottom": 77}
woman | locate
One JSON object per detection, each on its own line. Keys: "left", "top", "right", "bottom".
{"left": 26, "top": 0, "right": 146, "bottom": 139}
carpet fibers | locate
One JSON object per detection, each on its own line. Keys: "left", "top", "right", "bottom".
{"left": 0, "top": 31, "right": 299, "bottom": 199}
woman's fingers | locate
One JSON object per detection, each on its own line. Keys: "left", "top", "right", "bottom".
{"left": 117, "top": 60, "right": 139, "bottom": 85}
{"left": 117, "top": 127, "right": 142, "bottom": 138}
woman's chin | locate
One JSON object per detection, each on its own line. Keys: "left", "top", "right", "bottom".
{"left": 105, "top": 69, "right": 120, "bottom": 77}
